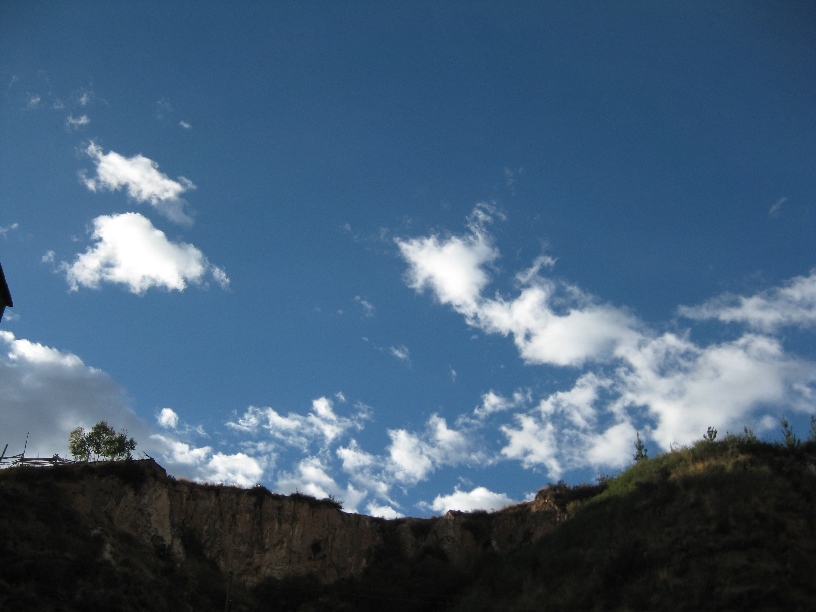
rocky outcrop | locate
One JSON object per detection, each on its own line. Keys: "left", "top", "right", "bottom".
{"left": 39, "top": 460, "right": 569, "bottom": 586}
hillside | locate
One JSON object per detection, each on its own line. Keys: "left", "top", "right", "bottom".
{"left": 1, "top": 434, "right": 815, "bottom": 611}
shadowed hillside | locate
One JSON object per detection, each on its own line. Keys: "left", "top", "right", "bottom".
{"left": 1, "top": 433, "right": 815, "bottom": 611}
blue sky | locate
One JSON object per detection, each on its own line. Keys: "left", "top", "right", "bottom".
{"left": 2, "top": 2, "right": 815, "bottom": 517}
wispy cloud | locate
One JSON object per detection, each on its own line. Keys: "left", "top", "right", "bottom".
{"left": 769, "top": 197, "right": 788, "bottom": 217}
{"left": 0, "top": 223, "right": 19, "bottom": 238}
{"left": 57, "top": 212, "right": 229, "bottom": 294}
{"left": 355, "top": 295, "right": 375, "bottom": 317}
{"left": 679, "top": 270, "right": 816, "bottom": 332}
{"left": 66, "top": 114, "right": 90, "bottom": 130}
{"left": 389, "top": 344, "right": 410, "bottom": 364}
{"left": 80, "top": 142, "right": 196, "bottom": 225}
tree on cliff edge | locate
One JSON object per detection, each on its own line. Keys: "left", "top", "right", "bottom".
{"left": 69, "top": 421, "right": 136, "bottom": 461}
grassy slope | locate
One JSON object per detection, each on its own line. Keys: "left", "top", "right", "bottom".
{"left": 452, "top": 435, "right": 816, "bottom": 611}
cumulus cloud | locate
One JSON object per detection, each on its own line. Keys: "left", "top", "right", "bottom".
{"left": 157, "top": 408, "right": 179, "bottom": 429}
{"left": 203, "top": 452, "right": 266, "bottom": 488}
{"left": 397, "top": 205, "right": 640, "bottom": 367}
{"left": 81, "top": 142, "right": 195, "bottom": 225}
{"left": 150, "top": 434, "right": 211, "bottom": 465}
{"left": 398, "top": 206, "right": 816, "bottom": 478}
{"left": 395, "top": 203, "right": 500, "bottom": 318}
{"left": 0, "top": 331, "right": 150, "bottom": 458}
{"left": 678, "top": 270, "right": 816, "bottom": 332}
{"left": 58, "top": 212, "right": 229, "bottom": 294}
{"left": 365, "top": 503, "right": 404, "bottom": 519}
{"left": 430, "top": 486, "right": 515, "bottom": 514}
{"left": 388, "top": 415, "right": 477, "bottom": 484}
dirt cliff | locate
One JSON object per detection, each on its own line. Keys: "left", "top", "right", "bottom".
{"left": 14, "top": 459, "right": 562, "bottom": 587}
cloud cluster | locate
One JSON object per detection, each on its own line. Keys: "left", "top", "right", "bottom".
{"left": 59, "top": 212, "right": 228, "bottom": 294}
{"left": 397, "top": 205, "right": 816, "bottom": 477}
{"left": 0, "top": 326, "right": 511, "bottom": 514}
{"left": 227, "top": 397, "right": 368, "bottom": 450}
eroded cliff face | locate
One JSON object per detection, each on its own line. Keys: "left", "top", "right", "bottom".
{"left": 49, "top": 460, "right": 567, "bottom": 587}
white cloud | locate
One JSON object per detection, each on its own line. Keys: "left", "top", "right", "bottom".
{"left": 616, "top": 332, "right": 813, "bottom": 450}
{"left": 366, "top": 503, "right": 404, "bottom": 519}
{"left": 150, "top": 434, "right": 211, "bottom": 465}
{"left": 473, "top": 389, "right": 528, "bottom": 419}
{"left": 66, "top": 114, "right": 90, "bottom": 130}
{"left": 387, "top": 415, "right": 476, "bottom": 484}
{"left": 157, "top": 408, "right": 179, "bottom": 429}
{"left": 397, "top": 205, "right": 640, "bottom": 367}
{"left": 26, "top": 94, "right": 41, "bottom": 109}
{"left": 388, "top": 429, "right": 435, "bottom": 483}
{"left": 179, "top": 120, "right": 192, "bottom": 129}
{"left": 679, "top": 270, "right": 816, "bottom": 332}
{"left": 395, "top": 203, "right": 500, "bottom": 318}
{"left": 81, "top": 142, "right": 195, "bottom": 225}
{"left": 203, "top": 452, "right": 266, "bottom": 488}
{"left": 337, "top": 440, "right": 396, "bottom": 504}
{"left": 430, "top": 486, "right": 514, "bottom": 514}
{"left": 501, "top": 415, "right": 561, "bottom": 474}
{"left": 477, "top": 284, "right": 640, "bottom": 367}
{"left": 59, "top": 212, "right": 229, "bottom": 294}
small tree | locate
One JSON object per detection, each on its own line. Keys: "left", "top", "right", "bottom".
{"left": 780, "top": 416, "right": 800, "bottom": 450}
{"left": 68, "top": 427, "right": 91, "bottom": 461}
{"left": 69, "top": 421, "right": 136, "bottom": 461}
{"left": 633, "top": 432, "right": 648, "bottom": 462}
